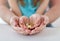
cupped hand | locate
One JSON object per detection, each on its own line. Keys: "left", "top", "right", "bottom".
{"left": 29, "top": 14, "right": 49, "bottom": 35}
{"left": 10, "top": 16, "right": 31, "bottom": 35}
{"left": 10, "top": 14, "right": 49, "bottom": 35}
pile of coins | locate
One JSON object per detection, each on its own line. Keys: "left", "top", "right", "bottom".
{"left": 26, "top": 23, "right": 32, "bottom": 28}
{"left": 26, "top": 22, "right": 34, "bottom": 29}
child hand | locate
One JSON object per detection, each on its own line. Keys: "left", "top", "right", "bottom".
{"left": 29, "top": 14, "right": 49, "bottom": 35}
{"left": 30, "top": 14, "right": 41, "bottom": 29}
{"left": 10, "top": 16, "right": 30, "bottom": 35}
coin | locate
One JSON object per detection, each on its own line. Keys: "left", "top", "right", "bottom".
{"left": 26, "top": 23, "right": 32, "bottom": 28}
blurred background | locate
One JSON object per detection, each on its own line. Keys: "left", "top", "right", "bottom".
{"left": 0, "top": 17, "right": 60, "bottom": 27}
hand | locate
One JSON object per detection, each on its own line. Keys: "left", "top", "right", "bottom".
{"left": 29, "top": 14, "right": 49, "bottom": 35}
{"left": 10, "top": 16, "right": 30, "bottom": 35}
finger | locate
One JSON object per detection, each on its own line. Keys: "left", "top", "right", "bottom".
{"left": 33, "top": 18, "right": 41, "bottom": 28}
{"left": 15, "top": 27, "right": 31, "bottom": 35}
{"left": 30, "top": 25, "right": 46, "bottom": 35}
{"left": 19, "top": 18, "right": 26, "bottom": 28}
{"left": 22, "top": 16, "right": 29, "bottom": 24}
{"left": 34, "top": 15, "right": 47, "bottom": 27}
{"left": 15, "top": 27, "right": 27, "bottom": 35}
{"left": 37, "top": 19, "right": 46, "bottom": 30}
{"left": 29, "top": 15, "right": 41, "bottom": 29}
{"left": 36, "top": 21, "right": 46, "bottom": 32}
{"left": 33, "top": 17, "right": 44, "bottom": 28}
{"left": 30, "top": 14, "right": 39, "bottom": 24}
{"left": 30, "top": 30, "right": 37, "bottom": 35}
{"left": 24, "top": 29, "right": 31, "bottom": 35}
{"left": 30, "top": 17, "right": 45, "bottom": 30}
{"left": 10, "top": 17, "right": 19, "bottom": 27}
{"left": 12, "top": 27, "right": 26, "bottom": 35}
{"left": 13, "top": 27, "right": 23, "bottom": 31}
{"left": 30, "top": 21, "right": 46, "bottom": 35}
{"left": 19, "top": 17, "right": 27, "bottom": 29}
{"left": 17, "top": 30, "right": 30, "bottom": 35}
{"left": 30, "top": 27, "right": 41, "bottom": 35}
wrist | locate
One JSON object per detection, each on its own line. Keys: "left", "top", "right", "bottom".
{"left": 43, "top": 15, "right": 50, "bottom": 24}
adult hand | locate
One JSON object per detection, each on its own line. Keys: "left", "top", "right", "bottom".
{"left": 10, "top": 16, "right": 30, "bottom": 35}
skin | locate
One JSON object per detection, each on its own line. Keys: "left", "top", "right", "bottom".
{"left": 8, "top": 0, "right": 22, "bottom": 17}
{"left": 0, "top": 0, "right": 60, "bottom": 35}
